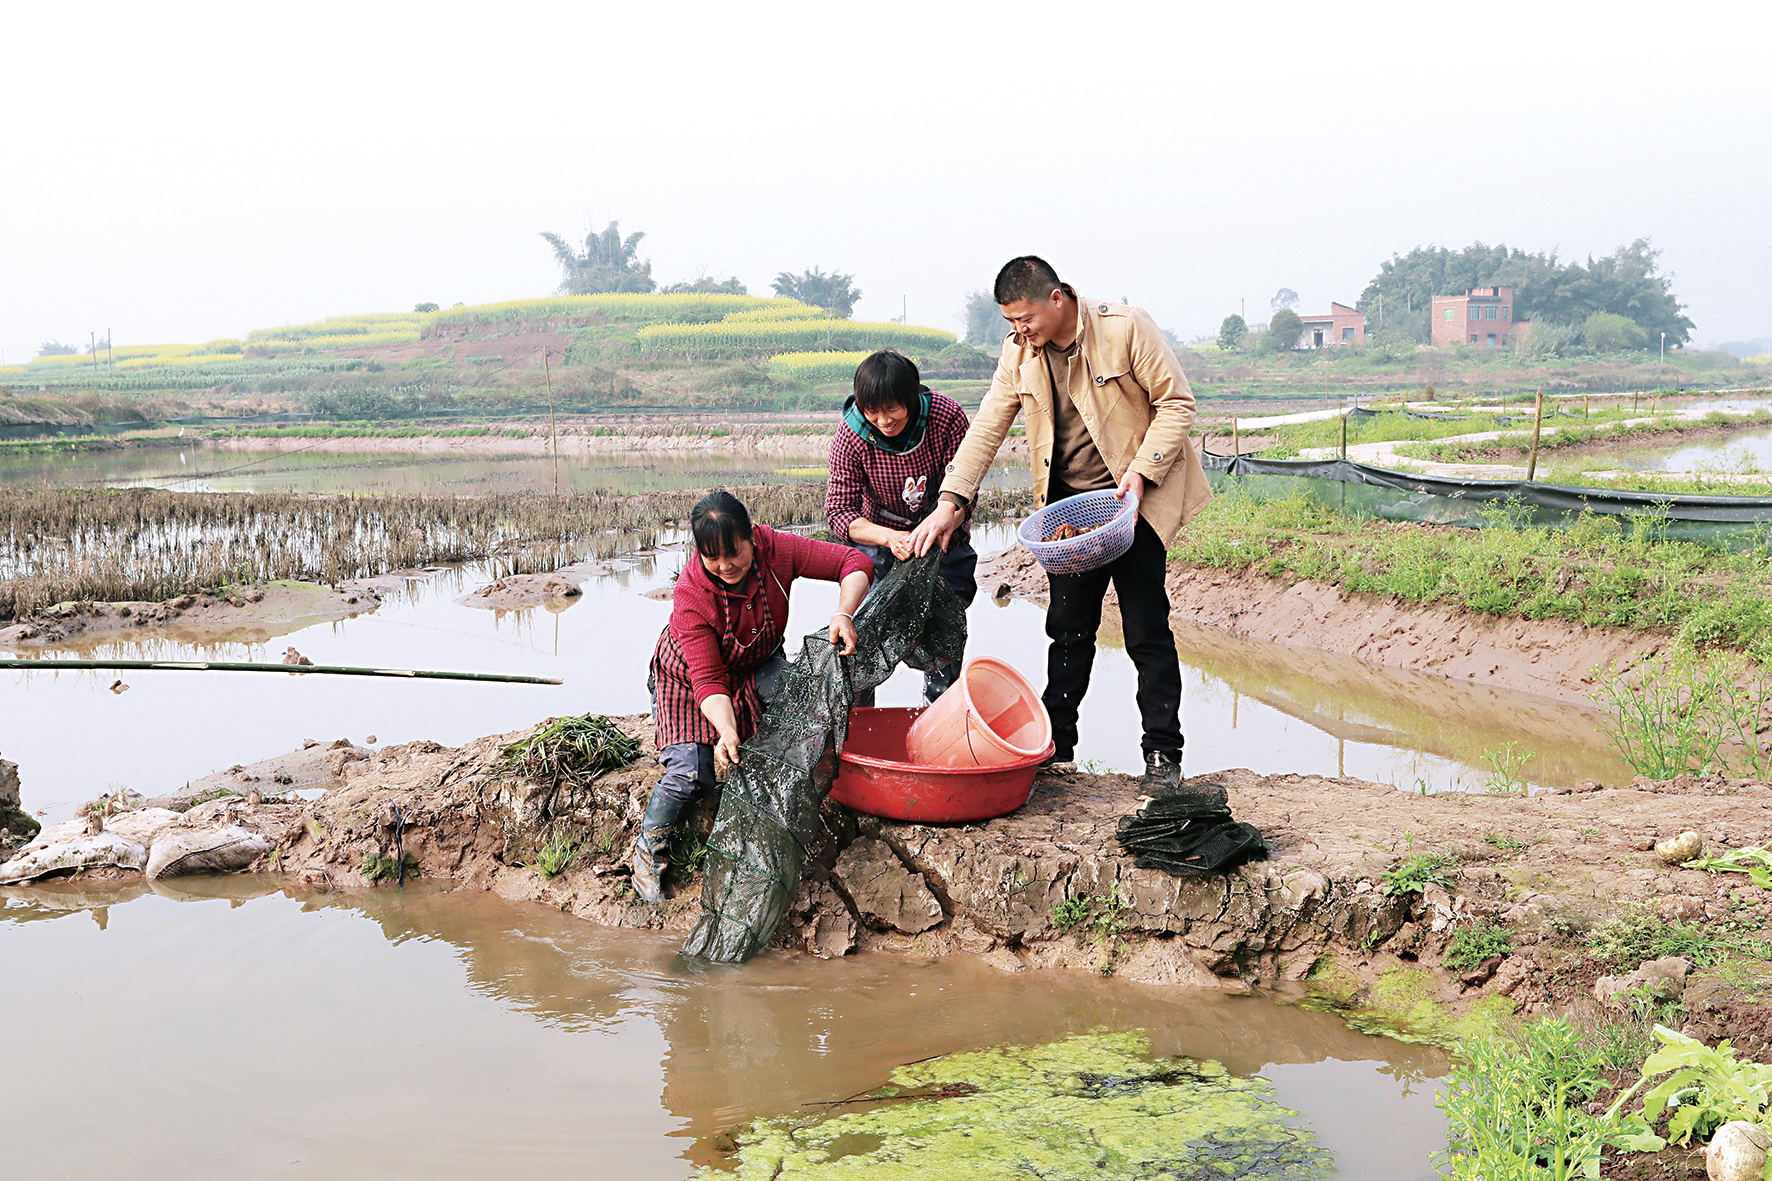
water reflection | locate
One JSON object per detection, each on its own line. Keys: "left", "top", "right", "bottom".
{"left": 0, "top": 880, "right": 1444, "bottom": 1179}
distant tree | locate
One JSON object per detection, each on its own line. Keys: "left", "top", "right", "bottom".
{"left": 36, "top": 341, "right": 76, "bottom": 357}
{"left": 540, "top": 221, "right": 656, "bottom": 295}
{"left": 964, "top": 290, "right": 1005, "bottom": 346}
{"left": 1270, "top": 288, "right": 1300, "bottom": 312}
{"left": 772, "top": 266, "right": 859, "bottom": 318}
{"left": 1217, "top": 314, "right": 1247, "bottom": 352}
{"left": 1582, "top": 311, "right": 1650, "bottom": 352}
{"left": 931, "top": 342, "right": 995, "bottom": 373}
{"left": 1354, "top": 239, "right": 1693, "bottom": 345}
{"left": 83, "top": 336, "right": 111, "bottom": 354}
{"left": 1266, "top": 309, "right": 1304, "bottom": 353}
{"left": 660, "top": 275, "right": 749, "bottom": 295}
{"left": 413, "top": 302, "right": 440, "bottom": 313}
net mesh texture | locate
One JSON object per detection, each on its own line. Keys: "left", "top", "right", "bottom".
{"left": 682, "top": 550, "right": 966, "bottom": 963}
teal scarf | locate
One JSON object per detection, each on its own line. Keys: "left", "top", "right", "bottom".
{"left": 842, "top": 388, "right": 931, "bottom": 454}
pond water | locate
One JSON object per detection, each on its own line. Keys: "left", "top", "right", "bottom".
{"left": 1603, "top": 422, "right": 1772, "bottom": 474}
{"left": 0, "top": 879, "right": 1446, "bottom": 1179}
{"left": 0, "top": 523, "right": 1626, "bottom": 826}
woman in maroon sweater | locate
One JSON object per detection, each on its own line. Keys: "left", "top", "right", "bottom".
{"left": 636, "top": 490, "right": 872, "bottom": 901}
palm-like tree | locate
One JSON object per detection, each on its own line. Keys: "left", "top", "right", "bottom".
{"left": 539, "top": 221, "right": 656, "bottom": 295}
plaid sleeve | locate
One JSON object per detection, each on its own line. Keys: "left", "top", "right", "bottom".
{"left": 826, "top": 427, "right": 868, "bottom": 540}
{"left": 928, "top": 392, "right": 975, "bottom": 527}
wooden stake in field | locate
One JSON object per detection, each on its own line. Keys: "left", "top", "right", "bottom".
{"left": 1232, "top": 418, "right": 1240, "bottom": 458}
{"left": 1527, "top": 389, "right": 1546, "bottom": 481}
{"left": 1340, "top": 410, "right": 1348, "bottom": 460}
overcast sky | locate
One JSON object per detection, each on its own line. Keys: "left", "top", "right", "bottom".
{"left": 4, "top": 0, "right": 1769, "bottom": 365}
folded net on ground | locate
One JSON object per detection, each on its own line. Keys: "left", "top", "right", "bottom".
{"left": 681, "top": 551, "right": 965, "bottom": 963}
{"left": 1115, "top": 783, "right": 1269, "bottom": 877}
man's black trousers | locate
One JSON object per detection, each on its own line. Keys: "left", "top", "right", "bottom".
{"left": 1041, "top": 515, "right": 1185, "bottom": 761}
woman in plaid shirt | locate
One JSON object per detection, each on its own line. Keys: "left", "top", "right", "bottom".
{"left": 635, "top": 490, "right": 872, "bottom": 901}
{"left": 825, "top": 351, "right": 977, "bottom": 705}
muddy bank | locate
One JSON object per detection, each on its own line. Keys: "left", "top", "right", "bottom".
{"left": 12, "top": 716, "right": 1771, "bottom": 1031}
{"left": 0, "top": 578, "right": 384, "bottom": 650}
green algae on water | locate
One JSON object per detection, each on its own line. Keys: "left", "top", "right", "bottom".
{"left": 696, "top": 1029, "right": 1330, "bottom": 1180}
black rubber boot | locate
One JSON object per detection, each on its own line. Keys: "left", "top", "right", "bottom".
{"left": 1138, "top": 751, "right": 1184, "bottom": 796}
{"left": 632, "top": 791, "right": 688, "bottom": 903}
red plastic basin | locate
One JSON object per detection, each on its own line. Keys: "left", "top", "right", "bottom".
{"left": 830, "top": 707, "right": 1055, "bottom": 823}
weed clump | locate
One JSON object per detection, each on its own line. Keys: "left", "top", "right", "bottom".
{"left": 1381, "top": 841, "right": 1458, "bottom": 896}
{"left": 1444, "top": 920, "right": 1513, "bottom": 971}
{"left": 361, "top": 850, "right": 420, "bottom": 884}
{"left": 537, "top": 826, "right": 580, "bottom": 878}
{"left": 1586, "top": 904, "right": 1735, "bottom": 970}
{"left": 499, "top": 715, "right": 642, "bottom": 790}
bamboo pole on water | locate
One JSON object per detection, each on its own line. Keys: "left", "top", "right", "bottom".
{"left": 1526, "top": 390, "right": 1545, "bottom": 481}
{"left": 0, "top": 659, "right": 561, "bottom": 685}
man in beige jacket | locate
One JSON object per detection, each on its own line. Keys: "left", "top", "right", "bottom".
{"left": 909, "top": 256, "right": 1211, "bottom": 793}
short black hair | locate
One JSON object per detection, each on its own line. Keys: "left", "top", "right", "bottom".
{"left": 994, "top": 255, "right": 1064, "bottom": 307}
{"left": 690, "top": 490, "right": 753, "bottom": 558}
{"left": 852, "top": 350, "right": 921, "bottom": 414}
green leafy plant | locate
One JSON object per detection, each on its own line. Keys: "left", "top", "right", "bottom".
{"left": 1636, "top": 1024, "right": 1772, "bottom": 1146}
{"left": 1483, "top": 832, "right": 1544, "bottom": 853}
{"left": 1438, "top": 1017, "right": 1661, "bottom": 1181}
{"left": 1382, "top": 837, "right": 1459, "bottom": 896}
{"left": 1444, "top": 920, "right": 1513, "bottom": 971}
{"left": 669, "top": 827, "right": 709, "bottom": 876}
{"left": 1482, "top": 742, "right": 1537, "bottom": 795}
{"left": 1590, "top": 648, "right": 1766, "bottom": 780}
{"left": 1092, "top": 885, "right": 1130, "bottom": 940}
{"left": 1586, "top": 904, "right": 1734, "bottom": 971}
{"left": 1684, "top": 845, "right": 1772, "bottom": 889}
{"left": 1051, "top": 895, "right": 1090, "bottom": 932}
{"left": 537, "top": 826, "right": 580, "bottom": 877}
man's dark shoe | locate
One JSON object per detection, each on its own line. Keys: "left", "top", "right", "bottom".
{"left": 1138, "top": 751, "right": 1183, "bottom": 795}
{"left": 1038, "top": 747, "right": 1075, "bottom": 774}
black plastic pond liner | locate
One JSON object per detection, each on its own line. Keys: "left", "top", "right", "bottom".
{"left": 1202, "top": 449, "right": 1772, "bottom": 546}
{"left": 682, "top": 551, "right": 966, "bottom": 964}
{"left": 1115, "top": 783, "right": 1268, "bottom": 877}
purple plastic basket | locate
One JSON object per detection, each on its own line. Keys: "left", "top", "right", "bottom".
{"left": 1017, "top": 490, "right": 1139, "bottom": 575}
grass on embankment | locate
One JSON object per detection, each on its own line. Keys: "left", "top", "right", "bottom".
{"left": 1396, "top": 408, "right": 1772, "bottom": 464}
{"left": 1245, "top": 403, "right": 1656, "bottom": 459}
{"left": 1170, "top": 489, "right": 1772, "bottom": 659}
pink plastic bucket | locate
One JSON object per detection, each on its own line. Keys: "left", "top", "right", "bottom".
{"left": 904, "top": 657, "right": 1052, "bottom": 768}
